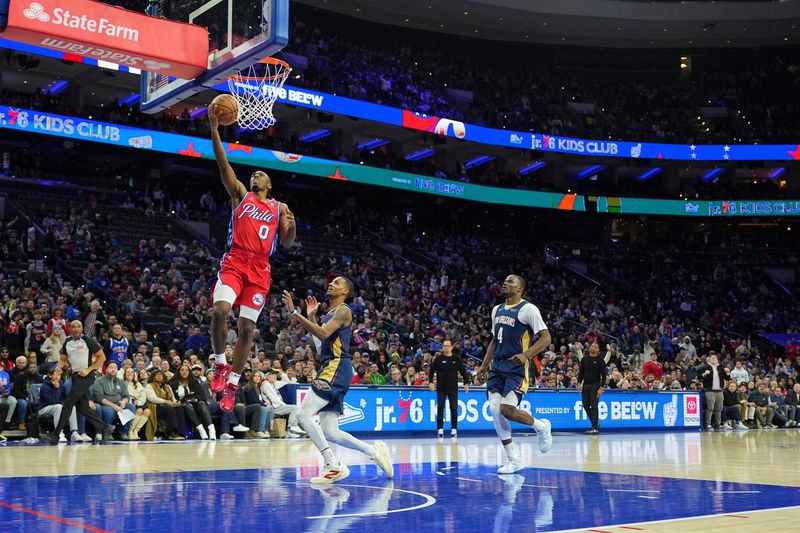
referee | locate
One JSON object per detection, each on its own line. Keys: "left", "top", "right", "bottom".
{"left": 429, "top": 339, "right": 470, "bottom": 438}
{"left": 578, "top": 341, "right": 607, "bottom": 435}
{"left": 42, "top": 320, "right": 113, "bottom": 445}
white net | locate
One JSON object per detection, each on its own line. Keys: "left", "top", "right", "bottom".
{"left": 227, "top": 58, "right": 292, "bottom": 130}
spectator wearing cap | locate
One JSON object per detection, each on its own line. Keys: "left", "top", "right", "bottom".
{"left": 0, "top": 348, "right": 12, "bottom": 371}
{"left": 191, "top": 363, "right": 207, "bottom": 383}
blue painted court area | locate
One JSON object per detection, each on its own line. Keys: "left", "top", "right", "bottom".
{"left": 2, "top": 462, "right": 799, "bottom": 532}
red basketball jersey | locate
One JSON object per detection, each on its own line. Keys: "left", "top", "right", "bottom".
{"left": 226, "top": 192, "right": 281, "bottom": 258}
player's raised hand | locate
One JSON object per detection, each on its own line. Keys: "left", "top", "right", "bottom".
{"left": 305, "top": 296, "right": 319, "bottom": 315}
{"left": 281, "top": 290, "right": 296, "bottom": 313}
{"left": 208, "top": 105, "right": 219, "bottom": 129}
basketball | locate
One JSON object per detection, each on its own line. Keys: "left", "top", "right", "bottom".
{"left": 210, "top": 94, "right": 239, "bottom": 126}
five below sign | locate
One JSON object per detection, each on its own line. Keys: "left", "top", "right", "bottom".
{"left": 1, "top": 0, "right": 208, "bottom": 79}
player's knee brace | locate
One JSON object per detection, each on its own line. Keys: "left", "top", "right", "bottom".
{"left": 488, "top": 393, "right": 503, "bottom": 416}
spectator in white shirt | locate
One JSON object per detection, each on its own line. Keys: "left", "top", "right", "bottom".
{"left": 730, "top": 361, "right": 751, "bottom": 385}
{"left": 260, "top": 369, "right": 304, "bottom": 436}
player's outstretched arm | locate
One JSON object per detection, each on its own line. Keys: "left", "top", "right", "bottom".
{"left": 282, "top": 291, "right": 349, "bottom": 340}
{"left": 209, "top": 107, "right": 246, "bottom": 203}
{"left": 279, "top": 203, "right": 296, "bottom": 248}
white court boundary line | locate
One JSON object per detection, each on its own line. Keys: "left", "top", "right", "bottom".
{"left": 548, "top": 504, "right": 800, "bottom": 533}
{"left": 305, "top": 483, "right": 436, "bottom": 519}
{"left": 123, "top": 480, "right": 436, "bottom": 519}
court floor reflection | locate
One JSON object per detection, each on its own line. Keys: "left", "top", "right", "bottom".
{"left": 2, "top": 448, "right": 799, "bottom": 532}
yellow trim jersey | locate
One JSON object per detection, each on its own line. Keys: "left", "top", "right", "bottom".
{"left": 490, "top": 299, "right": 547, "bottom": 378}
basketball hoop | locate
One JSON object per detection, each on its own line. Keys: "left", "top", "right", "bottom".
{"left": 227, "top": 57, "right": 292, "bottom": 130}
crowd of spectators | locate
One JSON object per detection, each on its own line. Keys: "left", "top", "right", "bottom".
{"left": 1, "top": 175, "right": 799, "bottom": 441}
{"left": 283, "top": 15, "right": 800, "bottom": 144}
{"left": 96, "top": 0, "right": 800, "bottom": 146}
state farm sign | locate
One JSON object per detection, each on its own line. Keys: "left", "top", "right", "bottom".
{"left": 2, "top": 0, "right": 208, "bottom": 79}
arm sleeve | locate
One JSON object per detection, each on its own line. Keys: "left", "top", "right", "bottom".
{"left": 578, "top": 359, "right": 585, "bottom": 383}
{"left": 518, "top": 303, "right": 547, "bottom": 333}
{"left": 490, "top": 305, "right": 498, "bottom": 332}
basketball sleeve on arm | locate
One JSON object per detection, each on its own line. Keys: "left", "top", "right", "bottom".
{"left": 519, "top": 303, "right": 547, "bottom": 333}
{"left": 490, "top": 305, "right": 499, "bottom": 329}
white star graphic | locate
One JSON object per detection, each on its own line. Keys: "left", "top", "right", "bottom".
{"left": 723, "top": 154, "right": 730, "bottom": 160}
{"left": 690, "top": 145, "right": 696, "bottom": 151}
{"left": 691, "top": 153, "right": 697, "bottom": 159}
{"left": 724, "top": 146, "right": 730, "bottom": 152}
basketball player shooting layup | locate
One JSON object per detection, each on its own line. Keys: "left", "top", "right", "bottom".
{"left": 207, "top": 105, "right": 296, "bottom": 411}
{"left": 281, "top": 279, "right": 393, "bottom": 484}
{"left": 477, "top": 274, "right": 553, "bottom": 474}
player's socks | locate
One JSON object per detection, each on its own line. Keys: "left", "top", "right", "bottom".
{"left": 322, "top": 447, "right": 338, "bottom": 465}
{"left": 503, "top": 442, "right": 519, "bottom": 461}
{"left": 532, "top": 419, "right": 547, "bottom": 432}
{"left": 227, "top": 372, "right": 241, "bottom": 386}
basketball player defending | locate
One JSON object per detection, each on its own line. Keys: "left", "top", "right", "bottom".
{"left": 208, "top": 107, "right": 296, "bottom": 411}
{"left": 477, "top": 274, "right": 553, "bottom": 473}
{"left": 281, "top": 278, "right": 393, "bottom": 483}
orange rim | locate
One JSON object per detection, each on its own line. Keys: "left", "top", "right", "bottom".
{"left": 228, "top": 57, "right": 292, "bottom": 83}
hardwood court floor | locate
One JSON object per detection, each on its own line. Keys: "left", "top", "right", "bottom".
{"left": 1, "top": 429, "right": 798, "bottom": 532}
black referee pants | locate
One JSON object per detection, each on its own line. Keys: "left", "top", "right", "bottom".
{"left": 54, "top": 373, "right": 107, "bottom": 436}
{"left": 436, "top": 388, "right": 459, "bottom": 430}
{"left": 582, "top": 384, "right": 601, "bottom": 430}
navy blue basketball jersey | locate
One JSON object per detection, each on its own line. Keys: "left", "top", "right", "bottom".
{"left": 319, "top": 304, "right": 352, "bottom": 365}
{"left": 491, "top": 300, "right": 547, "bottom": 374}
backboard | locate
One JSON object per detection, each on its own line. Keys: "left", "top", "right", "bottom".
{"left": 140, "top": 0, "right": 288, "bottom": 113}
